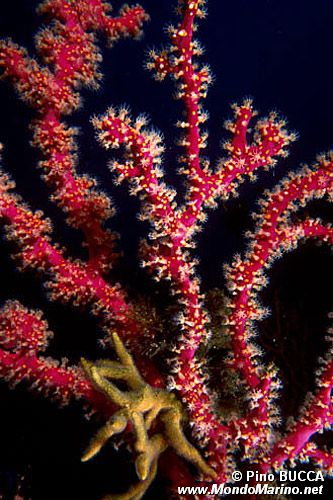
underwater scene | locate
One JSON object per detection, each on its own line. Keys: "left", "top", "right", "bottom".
{"left": 0, "top": 1, "right": 332, "bottom": 498}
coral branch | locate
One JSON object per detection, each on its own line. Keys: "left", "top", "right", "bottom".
{"left": 0, "top": 300, "right": 109, "bottom": 411}
{"left": 224, "top": 158, "right": 333, "bottom": 388}
{"left": 0, "top": 172, "right": 135, "bottom": 334}
{"left": 0, "top": 0, "right": 148, "bottom": 273}
{"left": 259, "top": 349, "right": 333, "bottom": 472}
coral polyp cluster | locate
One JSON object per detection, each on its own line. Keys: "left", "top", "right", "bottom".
{"left": 0, "top": 0, "right": 332, "bottom": 498}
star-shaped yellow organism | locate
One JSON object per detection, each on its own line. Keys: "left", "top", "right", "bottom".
{"left": 81, "top": 332, "right": 215, "bottom": 499}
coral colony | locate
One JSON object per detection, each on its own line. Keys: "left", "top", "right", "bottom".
{"left": 0, "top": 0, "right": 332, "bottom": 498}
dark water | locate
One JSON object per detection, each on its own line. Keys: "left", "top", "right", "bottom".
{"left": 0, "top": 1, "right": 332, "bottom": 498}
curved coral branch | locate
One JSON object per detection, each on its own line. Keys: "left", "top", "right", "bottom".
{"left": 259, "top": 349, "right": 333, "bottom": 472}
{"left": 0, "top": 300, "right": 110, "bottom": 411}
{"left": 0, "top": 172, "right": 135, "bottom": 331}
{"left": 0, "top": 167, "right": 166, "bottom": 392}
{"left": 0, "top": 0, "right": 148, "bottom": 273}
{"left": 224, "top": 157, "right": 333, "bottom": 389}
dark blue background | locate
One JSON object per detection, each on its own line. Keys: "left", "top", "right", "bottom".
{"left": 0, "top": 1, "right": 332, "bottom": 498}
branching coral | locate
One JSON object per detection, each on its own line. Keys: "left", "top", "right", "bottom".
{"left": 0, "top": 0, "right": 332, "bottom": 498}
{"left": 81, "top": 332, "right": 215, "bottom": 499}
